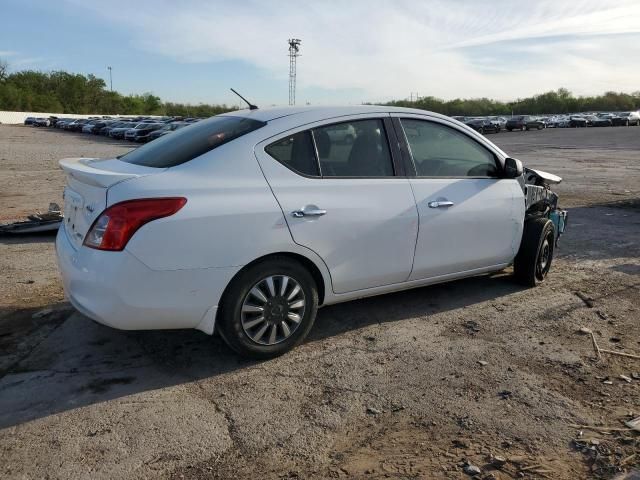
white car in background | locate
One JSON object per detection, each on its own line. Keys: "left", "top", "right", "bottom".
{"left": 56, "top": 106, "right": 567, "bottom": 358}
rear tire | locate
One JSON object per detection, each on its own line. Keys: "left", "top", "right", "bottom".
{"left": 514, "top": 218, "right": 555, "bottom": 287}
{"left": 217, "top": 256, "right": 319, "bottom": 359}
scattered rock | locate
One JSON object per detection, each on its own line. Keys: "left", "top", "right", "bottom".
{"left": 478, "top": 360, "right": 488, "bottom": 366}
{"left": 463, "top": 463, "right": 481, "bottom": 476}
{"left": 452, "top": 438, "right": 470, "bottom": 449}
{"left": 32, "top": 308, "right": 53, "bottom": 319}
{"left": 632, "top": 373, "right": 640, "bottom": 380}
{"left": 491, "top": 455, "right": 507, "bottom": 467}
{"left": 457, "top": 415, "right": 474, "bottom": 429}
{"left": 463, "top": 320, "right": 481, "bottom": 333}
{"left": 603, "top": 380, "right": 613, "bottom": 385}
{"left": 498, "top": 390, "right": 513, "bottom": 400}
{"left": 625, "top": 416, "right": 640, "bottom": 432}
{"left": 575, "top": 291, "right": 595, "bottom": 308}
{"left": 610, "top": 336, "right": 621, "bottom": 343}
{"left": 620, "top": 375, "right": 632, "bottom": 383}
{"left": 366, "top": 406, "right": 382, "bottom": 415}
{"left": 364, "top": 335, "right": 376, "bottom": 342}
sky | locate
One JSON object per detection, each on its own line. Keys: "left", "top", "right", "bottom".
{"left": 1, "top": 0, "right": 640, "bottom": 107}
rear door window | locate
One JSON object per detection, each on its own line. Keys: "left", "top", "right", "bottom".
{"left": 312, "top": 119, "right": 394, "bottom": 177}
{"left": 120, "top": 116, "right": 266, "bottom": 168}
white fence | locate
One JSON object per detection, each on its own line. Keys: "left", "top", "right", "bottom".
{"left": 0, "top": 111, "right": 104, "bottom": 125}
{"left": 0, "top": 111, "right": 154, "bottom": 125}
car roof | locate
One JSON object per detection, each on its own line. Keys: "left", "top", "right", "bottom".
{"left": 220, "top": 105, "right": 455, "bottom": 124}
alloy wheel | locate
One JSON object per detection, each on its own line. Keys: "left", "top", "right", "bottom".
{"left": 240, "top": 275, "right": 306, "bottom": 345}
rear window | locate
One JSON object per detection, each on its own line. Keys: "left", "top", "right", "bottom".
{"left": 120, "top": 116, "right": 266, "bottom": 168}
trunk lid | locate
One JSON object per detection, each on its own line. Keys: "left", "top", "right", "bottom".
{"left": 59, "top": 157, "right": 163, "bottom": 249}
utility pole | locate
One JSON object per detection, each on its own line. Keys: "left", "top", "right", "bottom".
{"left": 288, "top": 39, "right": 301, "bottom": 106}
{"left": 107, "top": 66, "right": 113, "bottom": 92}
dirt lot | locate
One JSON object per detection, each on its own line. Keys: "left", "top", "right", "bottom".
{"left": 0, "top": 124, "right": 638, "bottom": 479}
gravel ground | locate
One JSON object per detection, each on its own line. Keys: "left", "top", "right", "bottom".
{"left": 0, "top": 124, "right": 638, "bottom": 479}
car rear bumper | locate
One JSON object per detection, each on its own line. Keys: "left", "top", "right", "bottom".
{"left": 55, "top": 226, "right": 240, "bottom": 333}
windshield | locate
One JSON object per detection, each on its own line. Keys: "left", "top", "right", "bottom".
{"left": 119, "top": 115, "right": 266, "bottom": 168}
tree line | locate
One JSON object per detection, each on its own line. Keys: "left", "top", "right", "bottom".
{"left": 0, "top": 63, "right": 235, "bottom": 117}
{"left": 1, "top": 61, "right": 639, "bottom": 117}
{"left": 384, "top": 88, "right": 640, "bottom": 116}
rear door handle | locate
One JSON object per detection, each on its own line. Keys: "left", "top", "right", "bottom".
{"left": 428, "top": 200, "right": 454, "bottom": 208}
{"left": 291, "top": 205, "right": 327, "bottom": 218}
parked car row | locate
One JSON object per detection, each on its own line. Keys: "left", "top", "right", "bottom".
{"left": 24, "top": 115, "right": 202, "bottom": 143}
{"left": 451, "top": 111, "right": 640, "bottom": 134}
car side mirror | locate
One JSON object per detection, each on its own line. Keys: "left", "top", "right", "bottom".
{"left": 504, "top": 157, "right": 523, "bottom": 178}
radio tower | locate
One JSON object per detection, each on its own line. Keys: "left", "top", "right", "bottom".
{"left": 288, "top": 38, "right": 301, "bottom": 106}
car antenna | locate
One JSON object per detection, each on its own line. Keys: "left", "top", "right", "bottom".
{"left": 230, "top": 88, "right": 258, "bottom": 110}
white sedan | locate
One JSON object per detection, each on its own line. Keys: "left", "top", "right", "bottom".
{"left": 56, "top": 106, "right": 567, "bottom": 358}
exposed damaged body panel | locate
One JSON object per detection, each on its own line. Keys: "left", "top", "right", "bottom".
{"left": 521, "top": 167, "right": 568, "bottom": 240}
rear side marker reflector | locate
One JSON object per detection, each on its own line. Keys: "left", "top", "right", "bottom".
{"left": 84, "top": 197, "right": 187, "bottom": 251}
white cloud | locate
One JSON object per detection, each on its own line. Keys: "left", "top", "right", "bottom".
{"left": 71, "top": 0, "right": 640, "bottom": 102}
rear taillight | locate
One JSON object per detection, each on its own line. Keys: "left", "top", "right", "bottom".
{"left": 84, "top": 197, "right": 187, "bottom": 251}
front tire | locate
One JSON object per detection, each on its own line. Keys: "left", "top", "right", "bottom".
{"left": 514, "top": 218, "right": 555, "bottom": 287}
{"left": 217, "top": 257, "right": 319, "bottom": 359}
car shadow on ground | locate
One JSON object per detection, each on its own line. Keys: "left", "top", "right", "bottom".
{"left": 0, "top": 231, "right": 57, "bottom": 245}
{"left": 0, "top": 202, "right": 637, "bottom": 429}
{"left": 0, "top": 271, "right": 522, "bottom": 430}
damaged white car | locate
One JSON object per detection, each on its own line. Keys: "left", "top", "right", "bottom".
{"left": 56, "top": 106, "right": 567, "bottom": 358}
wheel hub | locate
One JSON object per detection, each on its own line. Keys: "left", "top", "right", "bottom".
{"left": 264, "top": 297, "right": 288, "bottom": 324}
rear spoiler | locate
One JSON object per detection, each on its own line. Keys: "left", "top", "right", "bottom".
{"left": 59, "top": 158, "right": 160, "bottom": 188}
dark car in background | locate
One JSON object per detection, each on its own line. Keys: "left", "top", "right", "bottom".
{"left": 464, "top": 118, "right": 500, "bottom": 134}
{"left": 86, "top": 121, "right": 113, "bottom": 134}
{"left": 138, "top": 121, "right": 188, "bottom": 142}
{"left": 124, "top": 123, "right": 165, "bottom": 142}
{"left": 109, "top": 122, "right": 138, "bottom": 139}
{"left": 65, "top": 119, "right": 91, "bottom": 132}
{"left": 612, "top": 111, "right": 640, "bottom": 126}
{"left": 24, "top": 117, "right": 36, "bottom": 125}
{"left": 33, "top": 118, "right": 51, "bottom": 127}
{"left": 54, "top": 118, "right": 74, "bottom": 129}
{"left": 99, "top": 121, "right": 128, "bottom": 136}
{"left": 506, "top": 116, "right": 527, "bottom": 131}
{"left": 524, "top": 117, "right": 546, "bottom": 130}
{"left": 569, "top": 116, "right": 588, "bottom": 128}
{"left": 591, "top": 114, "right": 613, "bottom": 127}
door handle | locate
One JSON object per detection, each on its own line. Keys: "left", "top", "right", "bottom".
{"left": 428, "top": 200, "right": 454, "bottom": 208}
{"left": 291, "top": 206, "right": 327, "bottom": 218}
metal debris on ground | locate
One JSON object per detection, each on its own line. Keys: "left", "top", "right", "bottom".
{"left": 626, "top": 417, "right": 640, "bottom": 433}
{"left": 0, "top": 203, "right": 63, "bottom": 234}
